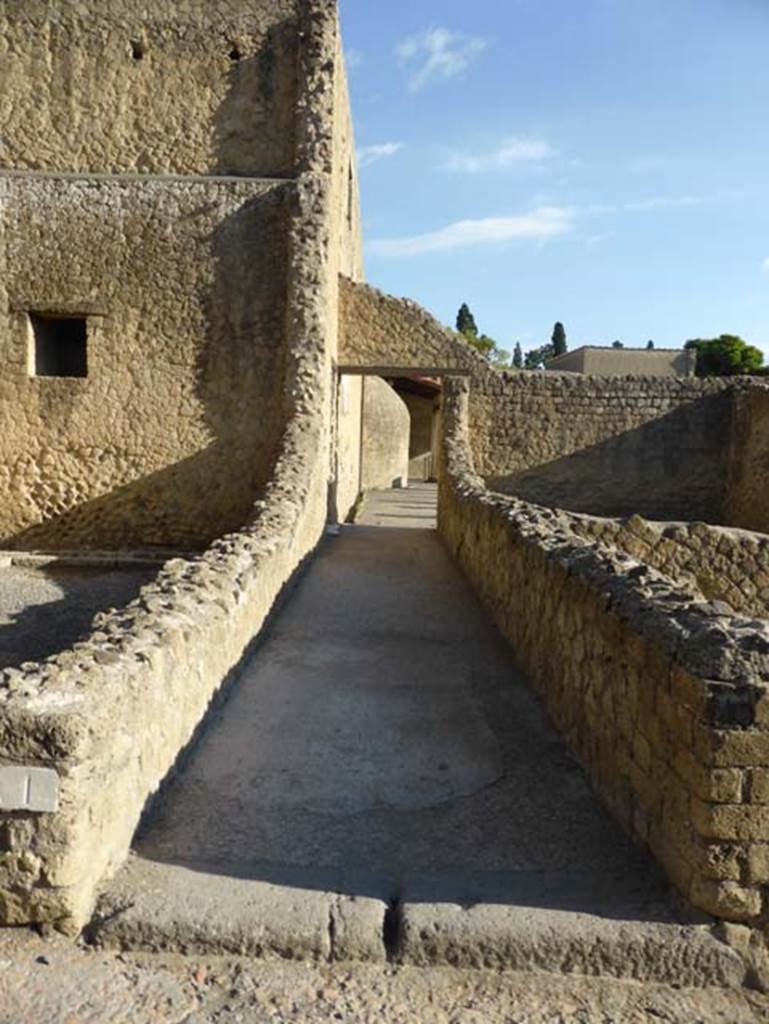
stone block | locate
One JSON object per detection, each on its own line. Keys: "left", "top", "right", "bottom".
{"left": 690, "top": 878, "right": 763, "bottom": 923}
{"left": 749, "top": 768, "right": 769, "bottom": 803}
{"left": 691, "top": 797, "right": 769, "bottom": 841}
{"left": 747, "top": 844, "right": 769, "bottom": 884}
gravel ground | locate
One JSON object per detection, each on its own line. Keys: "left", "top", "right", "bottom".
{"left": 1, "top": 931, "right": 766, "bottom": 1024}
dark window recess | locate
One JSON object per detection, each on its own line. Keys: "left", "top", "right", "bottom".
{"left": 131, "top": 39, "right": 144, "bottom": 61}
{"left": 31, "top": 315, "right": 88, "bottom": 378}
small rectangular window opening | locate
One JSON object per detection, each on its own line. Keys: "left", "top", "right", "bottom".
{"left": 30, "top": 314, "right": 88, "bottom": 378}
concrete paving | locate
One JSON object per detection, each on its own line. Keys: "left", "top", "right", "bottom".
{"left": 93, "top": 486, "right": 744, "bottom": 985}
{"left": 0, "top": 564, "right": 155, "bottom": 670}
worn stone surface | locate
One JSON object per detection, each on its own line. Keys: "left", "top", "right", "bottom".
{"left": 1, "top": 930, "right": 766, "bottom": 1024}
{"left": 397, "top": 902, "right": 745, "bottom": 987}
{"left": 91, "top": 858, "right": 386, "bottom": 963}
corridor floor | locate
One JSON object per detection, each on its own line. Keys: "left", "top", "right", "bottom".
{"left": 92, "top": 486, "right": 742, "bottom": 983}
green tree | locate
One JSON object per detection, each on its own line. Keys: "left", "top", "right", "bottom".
{"left": 612, "top": 340, "right": 624, "bottom": 349}
{"left": 646, "top": 340, "right": 655, "bottom": 350}
{"left": 524, "top": 343, "right": 555, "bottom": 370}
{"left": 551, "top": 321, "right": 567, "bottom": 356}
{"left": 512, "top": 341, "right": 523, "bottom": 369}
{"left": 685, "top": 335, "right": 764, "bottom": 377}
{"left": 456, "top": 303, "right": 478, "bottom": 338}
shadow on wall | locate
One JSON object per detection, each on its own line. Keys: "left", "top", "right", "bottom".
{"left": 212, "top": 20, "right": 298, "bottom": 178}
{"left": 488, "top": 397, "right": 732, "bottom": 522}
{"left": 5, "top": 190, "right": 290, "bottom": 551}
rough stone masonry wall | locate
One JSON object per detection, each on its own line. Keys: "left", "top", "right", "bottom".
{"left": 568, "top": 513, "right": 769, "bottom": 622}
{"left": 439, "top": 378, "right": 769, "bottom": 947}
{"left": 338, "top": 277, "right": 485, "bottom": 373}
{"left": 0, "top": 0, "right": 299, "bottom": 177}
{"left": 0, "top": 174, "right": 290, "bottom": 550}
{"left": 472, "top": 370, "right": 736, "bottom": 522}
{"left": 727, "top": 386, "right": 769, "bottom": 536}
{"left": 0, "top": 0, "right": 343, "bottom": 932}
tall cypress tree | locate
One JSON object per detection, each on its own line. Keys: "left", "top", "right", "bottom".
{"left": 551, "top": 321, "right": 567, "bottom": 356}
{"left": 456, "top": 303, "right": 478, "bottom": 338}
{"left": 512, "top": 342, "right": 523, "bottom": 369}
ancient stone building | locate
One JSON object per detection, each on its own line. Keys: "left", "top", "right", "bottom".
{"left": 1, "top": 0, "right": 769, "bottom": 984}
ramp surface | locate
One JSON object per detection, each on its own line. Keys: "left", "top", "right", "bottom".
{"left": 93, "top": 485, "right": 744, "bottom": 985}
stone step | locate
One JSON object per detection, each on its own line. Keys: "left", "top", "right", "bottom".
{"left": 89, "top": 858, "right": 747, "bottom": 989}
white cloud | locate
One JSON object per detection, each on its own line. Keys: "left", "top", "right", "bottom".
{"left": 369, "top": 206, "right": 575, "bottom": 258}
{"left": 346, "top": 49, "right": 363, "bottom": 70}
{"left": 396, "top": 27, "right": 486, "bottom": 92}
{"left": 357, "top": 142, "right": 404, "bottom": 169}
{"left": 445, "top": 137, "right": 555, "bottom": 173}
{"left": 762, "top": 257, "right": 769, "bottom": 276}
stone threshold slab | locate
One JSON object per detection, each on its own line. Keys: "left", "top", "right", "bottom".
{"left": 88, "top": 859, "right": 746, "bottom": 989}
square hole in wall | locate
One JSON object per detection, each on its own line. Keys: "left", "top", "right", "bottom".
{"left": 29, "top": 314, "right": 88, "bottom": 378}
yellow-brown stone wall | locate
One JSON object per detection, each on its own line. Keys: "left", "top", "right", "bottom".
{"left": 472, "top": 371, "right": 735, "bottom": 522}
{"left": 570, "top": 513, "right": 769, "bottom": 621}
{"left": 360, "top": 377, "right": 409, "bottom": 491}
{"left": 0, "top": 0, "right": 299, "bottom": 177}
{"left": 0, "top": 175, "right": 291, "bottom": 550}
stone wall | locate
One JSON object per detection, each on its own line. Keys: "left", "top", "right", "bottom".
{"left": 333, "top": 373, "right": 363, "bottom": 522}
{"left": 338, "top": 278, "right": 484, "bottom": 373}
{"left": 472, "top": 370, "right": 735, "bottom": 522}
{"left": 0, "top": 0, "right": 344, "bottom": 932}
{"left": 0, "top": 175, "right": 290, "bottom": 550}
{"left": 400, "top": 391, "right": 439, "bottom": 481}
{"left": 360, "top": 378, "right": 409, "bottom": 491}
{"left": 568, "top": 513, "right": 769, "bottom": 622}
{"left": 439, "top": 378, "right": 769, "bottom": 943}
{"left": 727, "top": 387, "right": 769, "bottom": 536}
{"left": 0, "top": 0, "right": 300, "bottom": 177}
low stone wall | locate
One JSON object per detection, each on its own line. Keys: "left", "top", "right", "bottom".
{"left": 439, "top": 379, "right": 769, "bottom": 942}
{"left": 567, "top": 513, "right": 769, "bottom": 621}
{"left": 360, "top": 378, "right": 409, "bottom": 490}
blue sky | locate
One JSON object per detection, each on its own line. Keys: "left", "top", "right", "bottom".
{"left": 340, "top": 0, "right": 769, "bottom": 360}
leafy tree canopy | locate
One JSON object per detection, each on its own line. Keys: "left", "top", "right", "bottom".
{"left": 512, "top": 341, "right": 523, "bottom": 369}
{"left": 685, "top": 335, "right": 764, "bottom": 377}
{"left": 524, "top": 343, "right": 555, "bottom": 370}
